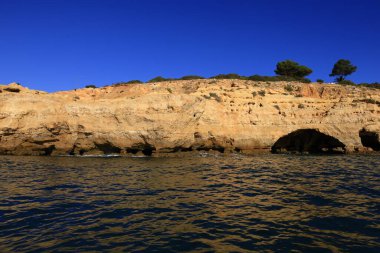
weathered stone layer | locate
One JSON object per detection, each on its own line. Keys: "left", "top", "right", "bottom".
{"left": 0, "top": 80, "right": 379, "bottom": 156}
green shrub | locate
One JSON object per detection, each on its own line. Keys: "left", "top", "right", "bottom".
{"left": 111, "top": 80, "right": 143, "bottom": 86}
{"left": 179, "top": 75, "right": 205, "bottom": 80}
{"left": 248, "top": 75, "right": 273, "bottom": 81}
{"left": 258, "top": 90, "right": 266, "bottom": 96}
{"left": 301, "top": 78, "right": 311, "bottom": 83}
{"left": 284, "top": 84, "right": 293, "bottom": 92}
{"left": 351, "top": 99, "right": 380, "bottom": 107}
{"left": 125, "top": 80, "right": 143, "bottom": 84}
{"left": 85, "top": 85, "right": 97, "bottom": 88}
{"left": 298, "top": 104, "right": 305, "bottom": 109}
{"left": 252, "top": 91, "right": 257, "bottom": 97}
{"left": 316, "top": 79, "right": 324, "bottom": 83}
{"left": 364, "top": 98, "right": 376, "bottom": 104}
{"left": 210, "top": 73, "right": 245, "bottom": 79}
{"left": 352, "top": 98, "right": 380, "bottom": 106}
{"left": 3, "top": 87, "right": 20, "bottom": 93}
{"left": 148, "top": 76, "right": 173, "bottom": 83}
{"left": 273, "top": 104, "right": 280, "bottom": 110}
{"left": 358, "top": 82, "right": 380, "bottom": 89}
{"left": 330, "top": 59, "right": 357, "bottom": 82}
{"left": 338, "top": 80, "right": 355, "bottom": 85}
{"left": 209, "top": 92, "right": 222, "bottom": 102}
{"left": 275, "top": 60, "right": 313, "bottom": 78}
{"left": 248, "top": 75, "right": 310, "bottom": 83}
{"left": 112, "top": 82, "right": 125, "bottom": 86}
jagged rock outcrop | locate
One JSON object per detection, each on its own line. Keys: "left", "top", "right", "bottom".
{"left": 0, "top": 80, "right": 379, "bottom": 156}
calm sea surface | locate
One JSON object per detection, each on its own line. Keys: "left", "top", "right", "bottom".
{"left": 0, "top": 154, "right": 379, "bottom": 252}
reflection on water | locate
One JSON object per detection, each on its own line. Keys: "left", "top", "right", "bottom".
{"left": 0, "top": 154, "right": 379, "bottom": 252}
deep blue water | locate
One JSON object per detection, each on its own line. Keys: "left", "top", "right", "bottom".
{"left": 0, "top": 154, "right": 379, "bottom": 252}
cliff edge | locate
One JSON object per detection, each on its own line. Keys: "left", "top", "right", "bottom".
{"left": 0, "top": 80, "right": 379, "bottom": 156}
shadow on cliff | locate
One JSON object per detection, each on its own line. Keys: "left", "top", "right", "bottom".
{"left": 359, "top": 129, "right": 380, "bottom": 151}
{"left": 271, "top": 129, "right": 346, "bottom": 154}
{"left": 126, "top": 143, "right": 156, "bottom": 156}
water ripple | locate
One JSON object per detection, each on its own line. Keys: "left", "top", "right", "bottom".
{"left": 0, "top": 154, "right": 379, "bottom": 252}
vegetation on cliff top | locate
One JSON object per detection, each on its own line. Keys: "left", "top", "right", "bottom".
{"left": 330, "top": 59, "right": 357, "bottom": 82}
{"left": 274, "top": 60, "right": 312, "bottom": 78}
{"left": 95, "top": 59, "right": 377, "bottom": 89}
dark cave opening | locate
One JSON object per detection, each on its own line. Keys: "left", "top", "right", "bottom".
{"left": 359, "top": 129, "right": 380, "bottom": 151}
{"left": 95, "top": 142, "right": 122, "bottom": 154}
{"left": 142, "top": 146, "right": 155, "bottom": 156}
{"left": 127, "top": 144, "right": 156, "bottom": 156}
{"left": 271, "top": 129, "right": 346, "bottom": 154}
{"left": 42, "top": 145, "right": 55, "bottom": 156}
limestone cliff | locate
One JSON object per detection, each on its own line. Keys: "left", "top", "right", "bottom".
{"left": 0, "top": 80, "right": 379, "bottom": 156}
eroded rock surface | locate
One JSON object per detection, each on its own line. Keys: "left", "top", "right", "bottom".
{"left": 0, "top": 80, "right": 379, "bottom": 156}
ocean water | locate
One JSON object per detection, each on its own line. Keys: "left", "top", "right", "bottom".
{"left": 0, "top": 154, "right": 379, "bottom": 252}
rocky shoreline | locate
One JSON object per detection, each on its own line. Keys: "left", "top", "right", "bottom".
{"left": 0, "top": 80, "right": 379, "bottom": 156}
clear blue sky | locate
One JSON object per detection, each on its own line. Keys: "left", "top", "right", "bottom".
{"left": 1, "top": 0, "right": 379, "bottom": 91}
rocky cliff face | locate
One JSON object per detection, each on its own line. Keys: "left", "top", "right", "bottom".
{"left": 0, "top": 80, "right": 379, "bottom": 156}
